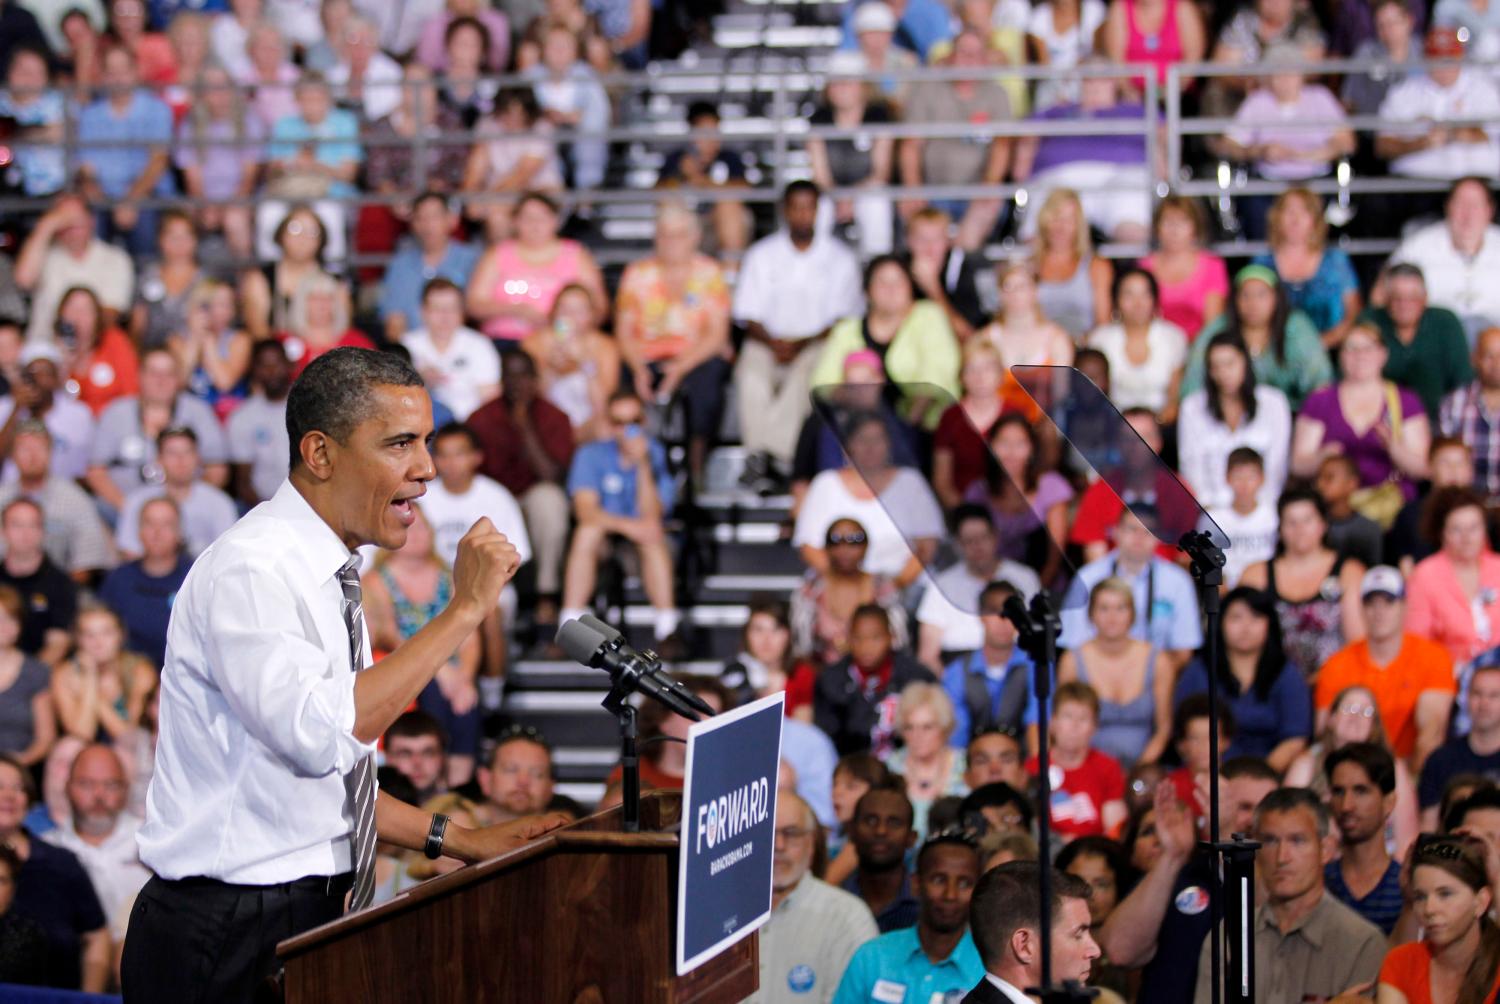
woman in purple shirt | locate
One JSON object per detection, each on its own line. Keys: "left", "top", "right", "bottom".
{"left": 1290, "top": 322, "right": 1430, "bottom": 497}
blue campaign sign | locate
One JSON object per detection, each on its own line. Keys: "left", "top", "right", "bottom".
{"left": 675, "top": 691, "right": 785, "bottom": 975}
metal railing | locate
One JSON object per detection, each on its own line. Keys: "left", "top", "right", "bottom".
{"left": 0, "top": 54, "right": 1492, "bottom": 265}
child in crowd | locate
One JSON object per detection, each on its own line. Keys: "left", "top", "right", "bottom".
{"left": 1317, "top": 453, "right": 1384, "bottom": 569}
{"left": 1166, "top": 694, "right": 1236, "bottom": 827}
{"left": 1203, "top": 447, "right": 1279, "bottom": 589}
{"left": 1025, "top": 681, "right": 1127, "bottom": 839}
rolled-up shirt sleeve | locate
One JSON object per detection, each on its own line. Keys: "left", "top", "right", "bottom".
{"left": 203, "top": 556, "right": 373, "bottom": 777}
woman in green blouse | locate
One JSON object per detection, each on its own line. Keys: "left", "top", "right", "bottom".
{"left": 1180, "top": 263, "right": 1333, "bottom": 410}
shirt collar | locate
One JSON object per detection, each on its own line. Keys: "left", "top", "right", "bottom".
{"left": 1255, "top": 891, "right": 1334, "bottom": 947}
{"left": 986, "top": 973, "right": 1035, "bottom": 1004}
{"left": 263, "top": 479, "right": 356, "bottom": 585}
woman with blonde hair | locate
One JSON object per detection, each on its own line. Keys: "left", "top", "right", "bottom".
{"left": 169, "top": 278, "right": 251, "bottom": 419}
{"left": 1058, "top": 578, "right": 1172, "bottom": 766}
{"left": 278, "top": 274, "right": 374, "bottom": 377}
{"left": 1033, "top": 188, "right": 1114, "bottom": 340}
{"left": 51, "top": 606, "right": 158, "bottom": 743}
{"left": 1253, "top": 187, "right": 1363, "bottom": 349}
{"left": 883, "top": 682, "right": 967, "bottom": 840}
{"left": 521, "top": 282, "right": 620, "bottom": 441}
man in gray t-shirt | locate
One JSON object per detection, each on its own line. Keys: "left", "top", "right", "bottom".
{"left": 900, "top": 28, "right": 1011, "bottom": 250}
{"left": 226, "top": 341, "right": 292, "bottom": 506}
{"left": 84, "top": 348, "right": 228, "bottom": 511}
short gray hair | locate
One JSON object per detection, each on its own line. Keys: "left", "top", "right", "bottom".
{"left": 1252, "top": 786, "right": 1330, "bottom": 838}
{"left": 285, "top": 348, "right": 424, "bottom": 469}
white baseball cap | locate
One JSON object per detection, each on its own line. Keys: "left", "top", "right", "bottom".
{"left": 853, "top": 2, "right": 897, "bottom": 35}
{"left": 1360, "top": 565, "right": 1405, "bottom": 601}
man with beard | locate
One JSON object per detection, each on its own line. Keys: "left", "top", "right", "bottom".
{"left": 1193, "top": 787, "right": 1384, "bottom": 1004}
{"left": 963, "top": 860, "right": 1099, "bottom": 1004}
{"left": 841, "top": 787, "right": 920, "bottom": 933}
{"left": 383, "top": 711, "right": 450, "bottom": 806}
{"left": 477, "top": 726, "right": 555, "bottom": 823}
{"left": 833, "top": 830, "right": 986, "bottom": 1003}
{"left": 42, "top": 744, "right": 149, "bottom": 946}
{"left": 1324, "top": 742, "right": 1404, "bottom": 934}
{"left": 750, "top": 792, "right": 878, "bottom": 1003}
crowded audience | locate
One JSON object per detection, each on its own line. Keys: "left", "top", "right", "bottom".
{"left": 7, "top": 1, "right": 1500, "bottom": 998}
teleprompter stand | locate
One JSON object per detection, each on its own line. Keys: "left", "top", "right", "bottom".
{"left": 1180, "top": 530, "right": 1258, "bottom": 1004}
{"left": 1003, "top": 591, "right": 1098, "bottom": 1004}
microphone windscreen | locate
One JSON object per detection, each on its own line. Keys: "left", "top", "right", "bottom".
{"left": 578, "top": 613, "right": 624, "bottom": 642}
{"left": 555, "top": 618, "right": 607, "bottom": 666}
{"left": 1002, "top": 594, "right": 1030, "bottom": 624}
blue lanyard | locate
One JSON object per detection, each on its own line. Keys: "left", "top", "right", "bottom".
{"left": 1113, "top": 558, "right": 1156, "bottom": 630}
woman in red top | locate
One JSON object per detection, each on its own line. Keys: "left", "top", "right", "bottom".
{"left": 277, "top": 274, "right": 374, "bottom": 377}
{"left": 56, "top": 285, "right": 138, "bottom": 416}
{"left": 1378, "top": 836, "right": 1500, "bottom": 1004}
{"left": 932, "top": 339, "right": 1005, "bottom": 510}
{"left": 719, "top": 599, "right": 817, "bottom": 721}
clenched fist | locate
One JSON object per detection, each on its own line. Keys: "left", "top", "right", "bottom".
{"left": 451, "top": 517, "right": 523, "bottom": 622}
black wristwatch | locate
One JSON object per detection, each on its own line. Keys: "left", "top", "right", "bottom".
{"left": 423, "top": 813, "right": 450, "bottom": 860}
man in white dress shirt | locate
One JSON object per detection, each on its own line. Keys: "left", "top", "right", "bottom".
{"left": 121, "top": 348, "right": 567, "bottom": 1003}
{"left": 963, "top": 861, "right": 1100, "bottom": 1004}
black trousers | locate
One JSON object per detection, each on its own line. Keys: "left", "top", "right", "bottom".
{"left": 121, "top": 872, "right": 352, "bottom": 1004}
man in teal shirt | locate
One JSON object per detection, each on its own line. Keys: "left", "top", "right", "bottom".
{"left": 1360, "top": 262, "right": 1474, "bottom": 421}
{"left": 833, "top": 831, "right": 985, "bottom": 1004}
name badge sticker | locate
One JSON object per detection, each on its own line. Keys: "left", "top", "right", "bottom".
{"left": 872, "top": 978, "right": 906, "bottom": 1003}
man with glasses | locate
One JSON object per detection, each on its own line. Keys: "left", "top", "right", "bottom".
{"left": 939, "top": 580, "right": 1038, "bottom": 749}
{"left": 751, "top": 791, "right": 878, "bottom": 1003}
{"left": 917, "top": 505, "right": 1040, "bottom": 675}
{"left": 558, "top": 389, "right": 682, "bottom": 651}
{"left": 1358, "top": 262, "right": 1472, "bottom": 422}
{"left": 42, "top": 744, "right": 149, "bottom": 951}
{"left": 383, "top": 710, "right": 451, "bottom": 806}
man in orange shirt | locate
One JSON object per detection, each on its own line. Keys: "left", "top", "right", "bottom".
{"left": 1314, "top": 566, "right": 1457, "bottom": 774}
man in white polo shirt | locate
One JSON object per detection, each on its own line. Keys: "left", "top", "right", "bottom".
{"left": 1389, "top": 177, "right": 1500, "bottom": 341}
{"left": 732, "top": 180, "right": 863, "bottom": 487}
{"left": 751, "top": 791, "right": 877, "bottom": 1003}
{"left": 1377, "top": 27, "right": 1500, "bottom": 181}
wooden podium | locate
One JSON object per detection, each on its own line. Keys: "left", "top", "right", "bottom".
{"left": 277, "top": 792, "right": 758, "bottom": 1003}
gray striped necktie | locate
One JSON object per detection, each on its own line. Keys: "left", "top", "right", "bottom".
{"left": 339, "top": 557, "right": 378, "bottom": 911}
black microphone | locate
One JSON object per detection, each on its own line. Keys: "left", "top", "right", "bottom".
{"left": 577, "top": 614, "right": 715, "bottom": 716}
{"left": 554, "top": 618, "right": 710, "bottom": 720}
{"left": 1002, "top": 594, "right": 1031, "bottom": 628}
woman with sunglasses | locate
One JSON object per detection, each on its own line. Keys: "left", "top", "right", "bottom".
{"left": 1286, "top": 684, "right": 1420, "bottom": 857}
{"left": 790, "top": 518, "right": 908, "bottom": 667}
{"left": 1377, "top": 836, "right": 1500, "bottom": 1004}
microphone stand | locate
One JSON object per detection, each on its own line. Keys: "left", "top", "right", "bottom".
{"left": 1179, "top": 531, "right": 1258, "bottom": 1004}
{"left": 602, "top": 683, "right": 642, "bottom": 834}
{"left": 1003, "top": 592, "right": 1097, "bottom": 1004}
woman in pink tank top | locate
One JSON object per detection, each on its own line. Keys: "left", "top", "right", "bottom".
{"left": 466, "top": 192, "right": 607, "bottom": 343}
{"left": 1104, "top": 0, "right": 1205, "bottom": 93}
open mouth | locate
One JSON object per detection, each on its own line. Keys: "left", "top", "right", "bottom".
{"left": 390, "top": 488, "right": 423, "bottom": 526}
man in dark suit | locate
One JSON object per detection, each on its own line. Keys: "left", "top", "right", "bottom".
{"left": 963, "top": 861, "right": 1099, "bottom": 1003}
